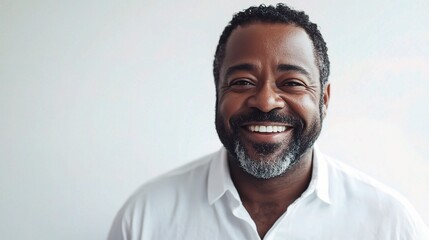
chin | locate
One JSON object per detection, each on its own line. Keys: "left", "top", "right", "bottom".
{"left": 233, "top": 140, "right": 298, "bottom": 179}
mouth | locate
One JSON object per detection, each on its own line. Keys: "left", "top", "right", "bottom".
{"left": 240, "top": 122, "right": 293, "bottom": 142}
{"left": 247, "top": 125, "right": 288, "bottom": 133}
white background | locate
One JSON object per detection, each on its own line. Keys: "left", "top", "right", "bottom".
{"left": 1, "top": 0, "right": 428, "bottom": 239}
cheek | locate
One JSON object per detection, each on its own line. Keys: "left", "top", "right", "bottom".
{"left": 217, "top": 94, "right": 247, "bottom": 125}
{"left": 287, "top": 95, "right": 320, "bottom": 119}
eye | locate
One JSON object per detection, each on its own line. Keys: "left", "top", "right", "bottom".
{"left": 230, "top": 79, "right": 254, "bottom": 86}
{"left": 226, "top": 79, "right": 256, "bottom": 92}
{"left": 281, "top": 80, "right": 305, "bottom": 87}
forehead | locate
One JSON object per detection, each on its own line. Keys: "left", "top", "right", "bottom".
{"left": 220, "top": 22, "right": 319, "bottom": 81}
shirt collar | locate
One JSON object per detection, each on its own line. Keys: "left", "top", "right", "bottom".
{"left": 207, "top": 147, "right": 238, "bottom": 205}
{"left": 309, "top": 144, "right": 331, "bottom": 204}
{"left": 207, "top": 144, "right": 331, "bottom": 205}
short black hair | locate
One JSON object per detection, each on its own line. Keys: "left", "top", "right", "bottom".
{"left": 213, "top": 3, "right": 330, "bottom": 88}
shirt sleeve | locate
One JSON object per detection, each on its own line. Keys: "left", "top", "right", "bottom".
{"left": 396, "top": 201, "right": 429, "bottom": 240}
{"left": 107, "top": 205, "right": 130, "bottom": 240}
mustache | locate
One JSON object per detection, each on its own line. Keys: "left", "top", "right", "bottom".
{"left": 230, "top": 109, "right": 302, "bottom": 128}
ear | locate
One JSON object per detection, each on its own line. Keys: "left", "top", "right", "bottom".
{"left": 322, "top": 83, "right": 331, "bottom": 119}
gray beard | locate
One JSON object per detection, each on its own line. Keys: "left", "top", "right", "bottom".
{"left": 233, "top": 140, "right": 301, "bottom": 179}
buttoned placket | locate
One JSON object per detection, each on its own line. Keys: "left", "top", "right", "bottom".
{"left": 226, "top": 185, "right": 316, "bottom": 240}
{"left": 265, "top": 191, "right": 316, "bottom": 240}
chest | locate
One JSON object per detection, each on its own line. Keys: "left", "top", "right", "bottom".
{"left": 244, "top": 202, "right": 290, "bottom": 239}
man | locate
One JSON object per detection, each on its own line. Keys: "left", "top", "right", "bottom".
{"left": 108, "top": 4, "right": 428, "bottom": 239}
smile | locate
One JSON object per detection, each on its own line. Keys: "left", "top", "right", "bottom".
{"left": 247, "top": 125, "right": 288, "bottom": 133}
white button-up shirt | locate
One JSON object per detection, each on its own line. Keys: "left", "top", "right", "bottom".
{"left": 108, "top": 146, "right": 429, "bottom": 240}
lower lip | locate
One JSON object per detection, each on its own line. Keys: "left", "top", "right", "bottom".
{"left": 240, "top": 127, "right": 292, "bottom": 143}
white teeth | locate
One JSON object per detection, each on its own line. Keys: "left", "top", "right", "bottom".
{"left": 247, "top": 125, "right": 287, "bottom": 133}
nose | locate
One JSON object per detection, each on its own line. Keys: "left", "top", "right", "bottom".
{"left": 247, "top": 83, "right": 286, "bottom": 112}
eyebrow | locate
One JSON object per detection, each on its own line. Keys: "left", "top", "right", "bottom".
{"left": 224, "top": 63, "right": 256, "bottom": 80}
{"left": 277, "top": 64, "right": 311, "bottom": 78}
{"left": 224, "top": 63, "right": 311, "bottom": 81}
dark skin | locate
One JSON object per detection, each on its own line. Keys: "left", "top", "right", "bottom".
{"left": 217, "top": 23, "right": 330, "bottom": 238}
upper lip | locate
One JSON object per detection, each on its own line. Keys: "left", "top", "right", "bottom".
{"left": 241, "top": 121, "right": 293, "bottom": 127}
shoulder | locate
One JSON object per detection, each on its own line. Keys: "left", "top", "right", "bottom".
{"left": 324, "top": 154, "right": 410, "bottom": 208}
{"left": 322, "top": 154, "right": 429, "bottom": 238}
{"left": 324, "top": 154, "right": 408, "bottom": 204}
{"left": 129, "top": 150, "right": 217, "bottom": 205}
{"left": 108, "top": 151, "right": 220, "bottom": 240}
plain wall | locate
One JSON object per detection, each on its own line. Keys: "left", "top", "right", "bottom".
{"left": 1, "top": 0, "right": 428, "bottom": 239}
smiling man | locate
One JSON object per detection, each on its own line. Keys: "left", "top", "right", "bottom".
{"left": 108, "top": 4, "right": 428, "bottom": 240}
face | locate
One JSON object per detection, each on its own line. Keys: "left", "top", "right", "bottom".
{"left": 215, "top": 23, "right": 330, "bottom": 179}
